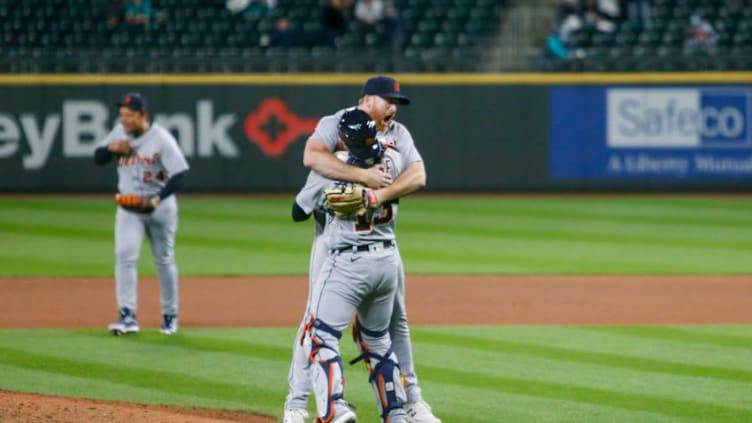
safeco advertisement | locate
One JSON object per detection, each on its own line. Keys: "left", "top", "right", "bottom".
{"left": 550, "top": 86, "right": 752, "bottom": 180}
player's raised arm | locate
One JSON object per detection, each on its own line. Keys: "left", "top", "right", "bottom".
{"left": 304, "top": 138, "right": 391, "bottom": 188}
{"left": 373, "top": 160, "right": 426, "bottom": 205}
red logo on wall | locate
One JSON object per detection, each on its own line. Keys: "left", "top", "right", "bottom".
{"left": 244, "top": 98, "right": 318, "bottom": 158}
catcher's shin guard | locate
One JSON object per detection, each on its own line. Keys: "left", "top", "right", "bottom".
{"left": 351, "top": 320, "right": 407, "bottom": 422}
{"left": 307, "top": 318, "right": 349, "bottom": 423}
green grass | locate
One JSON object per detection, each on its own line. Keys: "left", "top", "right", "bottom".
{"left": 2, "top": 195, "right": 752, "bottom": 276}
{"left": 1, "top": 326, "right": 751, "bottom": 422}
{"left": 1, "top": 195, "right": 751, "bottom": 422}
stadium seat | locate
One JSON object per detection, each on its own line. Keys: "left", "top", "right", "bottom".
{"left": 1, "top": 0, "right": 504, "bottom": 72}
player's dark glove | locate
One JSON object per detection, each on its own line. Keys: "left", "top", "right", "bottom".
{"left": 324, "top": 184, "right": 378, "bottom": 217}
{"left": 115, "top": 194, "right": 154, "bottom": 211}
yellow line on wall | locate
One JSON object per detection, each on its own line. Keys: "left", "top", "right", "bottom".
{"left": 1, "top": 73, "right": 752, "bottom": 85}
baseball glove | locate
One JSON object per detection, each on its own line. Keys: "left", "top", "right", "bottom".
{"left": 324, "top": 184, "right": 377, "bottom": 217}
{"left": 115, "top": 194, "right": 153, "bottom": 211}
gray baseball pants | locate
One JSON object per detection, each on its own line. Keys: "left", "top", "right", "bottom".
{"left": 114, "top": 195, "right": 179, "bottom": 316}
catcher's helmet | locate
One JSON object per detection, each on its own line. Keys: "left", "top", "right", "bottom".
{"left": 338, "top": 109, "right": 382, "bottom": 167}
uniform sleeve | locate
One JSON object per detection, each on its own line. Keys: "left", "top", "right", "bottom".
{"left": 158, "top": 128, "right": 190, "bottom": 176}
{"left": 295, "top": 150, "right": 348, "bottom": 213}
{"left": 295, "top": 171, "right": 330, "bottom": 215}
{"left": 394, "top": 124, "right": 423, "bottom": 171}
{"left": 98, "top": 123, "right": 125, "bottom": 148}
{"left": 306, "top": 113, "right": 341, "bottom": 152}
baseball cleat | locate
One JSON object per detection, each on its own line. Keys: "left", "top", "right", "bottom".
{"left": 283, "top": 408, "right": 308, "bottom": 423}
{"left": 108, "top": 308, "right": 139, "bottom": 336}
{"left": 330, "top": 409, "right": 356, "bottom": 423}
{"left": 405, "top": 400, "right": 441, "bottom": 423}
{"left": 319, "top": 401, "right": 356, "bottom": 423}
{"left": 386, "top": 408, "right": 409, "bottom": 423}
{"left": 160, "top": 314, "right": 178, "bottom": 335}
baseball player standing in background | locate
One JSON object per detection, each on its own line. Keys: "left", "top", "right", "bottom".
{"left": 94, "top": 92, "right": 189, "bottom": 336}
{"left": 283, "top": 77, "right": 440, "bottom": 422}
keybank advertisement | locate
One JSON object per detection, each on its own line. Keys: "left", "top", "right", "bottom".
{"left": 0, "top": 86, "right": 331, "bottom": 191}
{"left": 550, "top": 86, "right": 752, "bottom": 180}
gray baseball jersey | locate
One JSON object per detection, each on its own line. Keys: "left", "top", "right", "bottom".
{"left": 324, "top": 146, "right": 407, "bottom": 249}
{"left": 99, "top": 122, "right": 189, "bottom": 196}
{"left": 100, "top": 122, "right": 188, "bottom": 319}
{"left": 294, "top": 152, "right": 339, "bottom": 237}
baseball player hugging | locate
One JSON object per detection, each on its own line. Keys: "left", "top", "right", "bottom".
{"left": 285, "top": 76, "right": 441, "bottom": 423}
{"left": 300, "top": 109, "right": 414, "bottom": 423}
{"left": 94, "top": 92, "right": 189, "bottom": 336}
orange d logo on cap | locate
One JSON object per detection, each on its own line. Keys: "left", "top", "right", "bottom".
{"left": 116, "top": 92, "right": 148, "bottom": 113}
{"left": 361, "top": 76, "right": 410, "bottom": 105}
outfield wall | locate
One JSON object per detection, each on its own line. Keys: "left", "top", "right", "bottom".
{"left": 1, "top": 73, "right": 751, "bottom": 192}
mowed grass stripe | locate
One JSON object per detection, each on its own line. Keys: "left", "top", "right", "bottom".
{"left": 0, "top": 201, "right": 294, "bottom": 227}
{"left": 10, "top": 216, "right": 744, "bottom": 272}
{"left": 418, "top": 367, "right": 752, "bottom": 421}
{"left": 438, "top": 195, "right": 752, "bottom": 212}
{"left": 2, "top": 326, "right": 751, "bottom": 422}
{"left": 6, "top": 196, "right": 752, "bottom": 229}
{"left": 2, "top": 231, "right": 742, "bottom": 275}
{"left": 0, "top": 221, "right": 308, "bottom": 253}
{"left": 0, "top": 222, "right": 112, "bottom": 241}
{"left": 406, "top": 238, "right": 746, "bottom": 262}
{"left": 0, "top": 207, "right": 291, "bottom": 227}
{"left": 416, "top": 207, "right": 752, "bottom": 231}
{"left": 3, "top": 196, "right": 752, "bottom": 275}
{"left": 405, "top": 207, "right": 752, "bottom": 241}
{"left": 424, "top": 387, "right": 693, "bottom": 423}
{"left": 582, "top": 327, "right": 752, "bottom": 349}
{"left": 0, "top": 331, "right": 291, "bottom": 388}
{"left": 399, "top": 217, "right": 752, "bottom": 251}
{"left": 409, "top": 197, "right": 752, "bottom": 225}
{"left": 405, "top": 250, "right": 687, "bottom": 274}
{"left": 17, "top": 348, "right": 740, "bottom": 422}
{"left": 4, "top": 196, "right": 752, "bottom": 227}
{"left": 2, "top": 203, "right": 749, "bottom": 249}
{"left": 0, "top": 346, "right": 281, "bottom": 412}
{"left": 0, "top": 199, "right": 114, "bottom": 213}
{"left": 411, "top": 332, "right": 752, "bottom": 383}
{"left": 0, "top": 364, "right": 257, "bottom": 414}
{"left": 9, "top": 217, "right": 746, "bottom": 257}
{"left": 0, "top": 256, "right": 110, "bottom": 275}
{"left": 181, "top": 208, "right": 294, "bottom": 223}
{"left": 407, "top": 207, "right": 752, "bottom": 238}
{"left": 679, "top": 325, "right": 752, "bottom": 338}
{"left": 403, "top": 240, "right": 751, "bottom": 274}
{"left": 70, "top": 330, "right": 292, "bottom": 361}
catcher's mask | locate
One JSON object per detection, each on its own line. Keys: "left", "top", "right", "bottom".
{"left": 338, "top": 109, "right": 383, "bottom": 167}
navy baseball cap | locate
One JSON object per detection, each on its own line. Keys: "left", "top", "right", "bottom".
{"left": 361, "top": 76, "right": 410, "bottom": 105}
{"left": 116, "top": 92, "right": 148, "bottom": 113}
